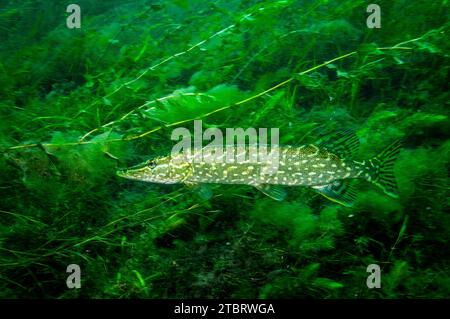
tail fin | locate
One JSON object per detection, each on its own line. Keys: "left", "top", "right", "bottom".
{"left": 368, "top": 140, "right": 402, "bottom": 198}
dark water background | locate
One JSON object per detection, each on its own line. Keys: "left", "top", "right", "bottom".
{"left": 0, "top": 0, "right": 448, "bottom": 298}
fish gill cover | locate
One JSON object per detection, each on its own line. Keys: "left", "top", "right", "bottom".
{"left": 0, "top": 0, "right": 449, "bottom": 299}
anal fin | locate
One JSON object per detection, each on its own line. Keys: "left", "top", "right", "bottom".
{"left": 312, "top": 180, "right": 358, "bottom": 207}
{"left": 256, "top": 184, "right": 287, "bottom": 201}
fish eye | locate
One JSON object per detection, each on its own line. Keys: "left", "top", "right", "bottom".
{"left": 148, "top": 160, "right": 157, "bottom": 168}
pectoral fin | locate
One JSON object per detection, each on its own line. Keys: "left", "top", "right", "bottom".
{"left": 312, "top": 180, "right": 358, "bottom": 207}
{"left": 255, "top": 184, "right": 287, "bottom": 201}
{"left": 185, "top": 183, "right": 213, "bottom": 200}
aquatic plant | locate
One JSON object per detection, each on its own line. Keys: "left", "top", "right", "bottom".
{"left": 0, "top": 0, "right": 448, "bottom": 298}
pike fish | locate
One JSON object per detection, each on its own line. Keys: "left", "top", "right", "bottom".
{"left": 117, "top": 130, "right": 402, "bottom": 207}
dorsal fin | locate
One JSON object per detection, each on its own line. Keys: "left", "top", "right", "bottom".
{"left": 315, "top": 129, "right": 360, "bottom": 159}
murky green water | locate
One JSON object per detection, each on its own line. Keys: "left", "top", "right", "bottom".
{"left": 0, "top": 0, "right": 448, "bottom": 298}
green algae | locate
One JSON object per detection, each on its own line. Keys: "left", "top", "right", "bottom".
{"left": 0, "top": 0, "right": 449, "bottom": 299}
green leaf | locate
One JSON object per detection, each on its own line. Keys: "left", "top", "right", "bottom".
{"left": 142, "top": 85, "right": 246, "bottom": 124}
{"left": 313, "top": 278, "right": 344, "bottom": 290}
{"left": 357, "top": 43, "right": 384, "bottom": 57}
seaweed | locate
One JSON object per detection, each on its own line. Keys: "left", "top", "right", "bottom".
{"left": 0, "top": 0, "right": 449, "bottom": 298}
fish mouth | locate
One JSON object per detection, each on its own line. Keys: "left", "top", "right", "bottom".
{"left": 128, "top": 160, "right": 149, "bottom": 170}
{"left": 116, "top": 168, "right": 136, "bottom": 179}
{"left": 116, "top": 169, "right": 128, "bottom": 178}
{"left": 116, "top": 167, "right": 141, "bottom": 179}
{"left": 117, "top": 161, "right": 149, "bottom": 178}
{"left": 116, "top": 168, "right": 145, "bottom": 180}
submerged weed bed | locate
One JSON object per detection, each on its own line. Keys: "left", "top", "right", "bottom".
{"left": 0, "top": 0, "right": 449, "bottom": 298}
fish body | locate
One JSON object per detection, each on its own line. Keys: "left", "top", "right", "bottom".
{"left": 136, "top": 145, "right": 364, "bottom": 186}
{"left": 117, "top": 130, "right": 401, "bottom": 207}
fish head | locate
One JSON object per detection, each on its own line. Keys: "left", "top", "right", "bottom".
{"left": 117, "top": 153, "right": 192, "bottom": 184}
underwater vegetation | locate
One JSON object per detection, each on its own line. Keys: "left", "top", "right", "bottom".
{"left": 0, "top": 0, "right": 449, "bottom": 298}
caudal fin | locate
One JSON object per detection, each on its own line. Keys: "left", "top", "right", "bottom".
{"left": 369, "top": 140, "right": 402, "bottom": 198}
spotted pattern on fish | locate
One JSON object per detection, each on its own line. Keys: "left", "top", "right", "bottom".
{"left": 118, "top": 145, "right": 367, "bottom": 187}
{"left": 117, "top": 138, "right": 402, "bottom": 207}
